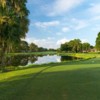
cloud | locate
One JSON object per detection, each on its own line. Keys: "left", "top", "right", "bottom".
{"left": 88, "top": 4, "right": 100, "bottom": 15}
{"left": 62, "top": 27, "right": 70, "bottom": 32}
{"left": 57, "top": 38, "right": 69, "bottom": 45}
{"left": 25, "top": 37, "right": 91, "bottom": 49}
{"left": 81, "top": 39, "right": 88, "bottom": 43}
{"left": 48, "top": 0, "right": 84, "bottom": 16}
{"left": 25, "top": 37, "right": 58, "bottom": 49}
{"left": 56, "top": 27, "right": 70, "bottom": 36}
{"left": 35, "top": 21, "right": 60, "bottom": 28}
{"left": 71, "top": 18, "right": 88, "bottom": 30}
{"left": 25, "top": 37, "right": 70, "bottom": 49}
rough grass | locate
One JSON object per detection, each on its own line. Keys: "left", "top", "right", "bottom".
{"left": 0, "top": 57, "right": 100, "bottom": 100}
{"left": 58, "top": 53, "right": 99, "bottom": 59}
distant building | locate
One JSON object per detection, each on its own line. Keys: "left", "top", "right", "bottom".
{"left": 90, "top": 48, "right": 97, "bottom": 52}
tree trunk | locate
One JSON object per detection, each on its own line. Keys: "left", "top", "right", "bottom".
{"left": 0, "top": 42, "right": 7, "bottom": 72}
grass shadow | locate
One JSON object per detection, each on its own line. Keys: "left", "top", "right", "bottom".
{"left": 0, "top": 66, "right": 100, "bottom": 100}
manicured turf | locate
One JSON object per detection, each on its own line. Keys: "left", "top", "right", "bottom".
{"left": 0, "top": 57, "right": 100, "bottom": 100}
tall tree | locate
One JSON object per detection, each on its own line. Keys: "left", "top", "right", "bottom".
{"left": 69, "top": 39, "right": 82, "bottom": 53}
{"left": 29, "top": 43, "right": 38, "bottom": 52}
{"left": 82, "top": 43, "right": 90, "bottom": 52}
{"left": 0, "top": 0, "right": 29, "bottom": 71}
{"left": 96, "top": 32, "right": 100, "bottom": 51}
{"left": 60, "top": 42, "right": 71, "bottom": 52}
{"left": 20, "top": 41, "right": 29, "bottom": 52}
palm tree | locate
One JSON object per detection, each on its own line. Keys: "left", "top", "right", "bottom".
{"left": 0, "top": 0, "right": 29, "bottom": 71}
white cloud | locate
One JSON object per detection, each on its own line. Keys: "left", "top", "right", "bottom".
{"left": 81, "top": 39, "right": 88, "bottom": 43}
{"left": 88, "top": 4, "right": 100, "bottom": 15}
{"left": 62, "top": 27, "right": 70, "bottom": 32}
{"left": 25, "top": 37, "right": 71, "bottom": 49}
{"left": 35, "top": 21, "right": 60, "bottom": 28}
{"left": 48, "top": 0, "right": 84, "bottom": 16}
{"left": 25, "top": 37, "right": 58, "bottom": 49}
{"left": 47, "top": 37, "right": 55, "bottom": 40}
{"left": 25, "top": 37, "right": 91, "bottom": 49}
{"left": 71, "top": 18, "right": 88, "bottom": 30}
{"left": 57, "top": 38, "right": 69, "bottom": 45}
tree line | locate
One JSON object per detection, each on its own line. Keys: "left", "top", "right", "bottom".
{"left": 59, "top": 31, "right": 100, "bottom": 53}
{"left": 7, "top": 40, "right": 55, "bottom": 53}
{"left": 59, "top": 39, "right": 94, "bottom": 53}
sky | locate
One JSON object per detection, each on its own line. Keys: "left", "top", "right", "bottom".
{"left": 25, "top": 0, "right": 100, "bottom": 49}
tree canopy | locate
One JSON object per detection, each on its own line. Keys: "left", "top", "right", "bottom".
{"left": 29, "top": 43, "right": 38, "bottom": 52}
{"left": 60, "top": 39, "right": 91, "bottom": 53}
{"left": 0, "top": 0, "right": 29, "bottom": 70}
{"left": 96, "top": 32, "right": 100, "bottom": 51}
{"left": 82, "top": 43, "right": 90, "bottom": 52}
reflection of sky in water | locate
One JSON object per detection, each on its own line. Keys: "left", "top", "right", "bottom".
{"left": 5, "top": 55, "right": 80, "bottom": 67}
{"left": 28, "top": 55, "right": 61, "bottom": 65}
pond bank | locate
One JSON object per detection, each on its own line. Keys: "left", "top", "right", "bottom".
{"left": 0, "top": 57, "right": 100, "bottom": 100}
{"left": 1, "top": 52, "right": 100, "bottom": 72}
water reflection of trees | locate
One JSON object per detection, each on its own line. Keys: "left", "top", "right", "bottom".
{"left": 0, "top": 55, "right": 81, "bottom": 70}
{"left": 29, "top": 56, "right": 38, "bottom": 63}
{"left": 2, "top": 55, "right": 38, "bottom": 67}
{"left": 61, "top": 56, "right": 79, "bottom": 62}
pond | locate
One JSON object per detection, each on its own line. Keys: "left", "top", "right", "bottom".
{"left": 3, "top": 55, "right": 80, "bottom": 67}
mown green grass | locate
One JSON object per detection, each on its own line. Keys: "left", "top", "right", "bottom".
{"left": 0, "top": 57, "right": 100, "bottom": 100}
{"left": 58, "top": 52, "right": 99, "bottom": 59}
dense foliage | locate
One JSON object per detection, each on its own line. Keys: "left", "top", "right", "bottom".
{"left": 96, "top": 32, "right": 100, "bottom": 51}
{"left": 60, "top": 39, "right": 92, "bottom": 53}
{"left": 0, "top": 0, "right": 29, "bottom": 70}
{"left": 7, "top": 40, "right": 52, "bottom": 53}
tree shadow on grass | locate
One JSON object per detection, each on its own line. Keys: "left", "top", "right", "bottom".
{"left": 21, "top": 57, "right": 100, "bottom": 69}
{"left": 1, "top": 57, "right": 100, "bottom": 73}
{"left": 0, "top": 66, "right": 100, "bottom": 100}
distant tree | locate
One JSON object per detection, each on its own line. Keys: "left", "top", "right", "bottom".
{"left": 60, "top": 42, "right": 71, "bottom": 52}
{"left": 38, "top": 47, "right": 44, "bottom": 52}
{"left": 48, "top": 48, "right": 56, "bottom": 51}
{"left": 68, "top": 39, "right": 82, "bottom": 53}
{"left": 82, "top": 43, "right": 90, "bottom": 52}
{"left": 96, "top": 32, "right": 100, "bottom": 51}
{"left": 60, "top": 39, "right": 93, "bottom": 53}
{"left": 38, "top": 47, "right": 48, "bottom": 52}
{"left": 20, "top": 41, "right": 29, "bottom": 52}
{"left": 29, "top": 43, "right": 38, "bottom": 52}
{"left": 90, "top": 45, "right": 94, "bottom": 49}
{"left": 43, "top": 48, "right": 48, "bottom": 51}
{"left": 60, "top": 39, "right": 82, "bottom": 52}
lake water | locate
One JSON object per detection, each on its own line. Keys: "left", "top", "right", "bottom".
{"left": 5, "top": 55, "right": 80, "bottom": 67}
{"left": 28, "top": 55, "right": 61, "bottom": 65}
